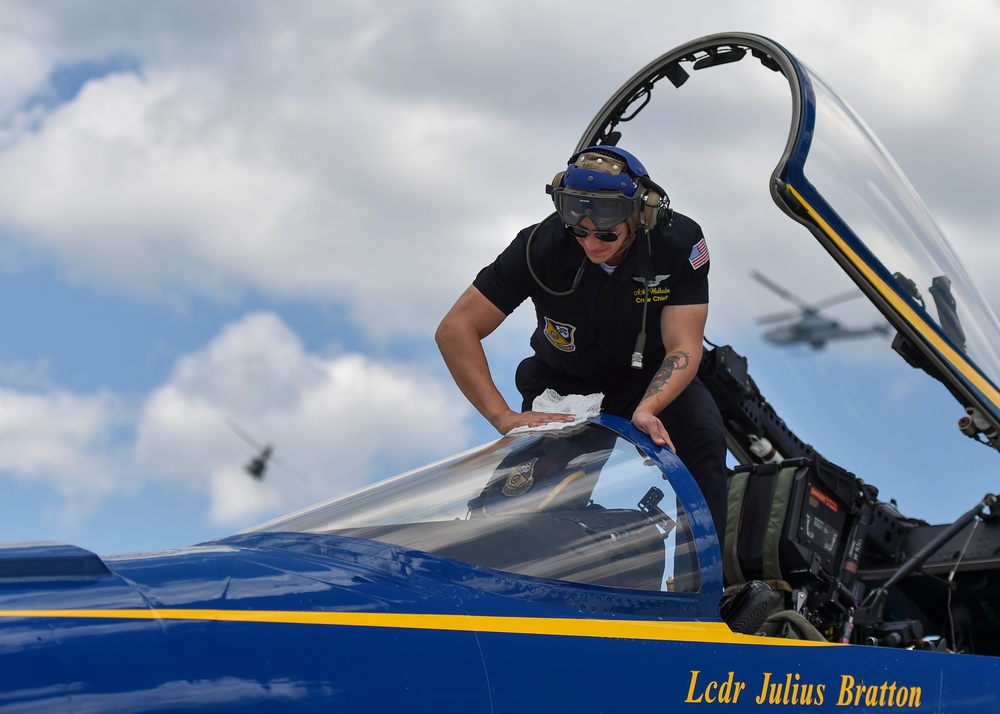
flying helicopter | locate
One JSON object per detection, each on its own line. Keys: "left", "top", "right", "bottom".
{"left": 3, "top": 32, "right": 1000, "bottom": 711}
{"left": 225, "top": 417, "right": 275, "bottom": 481}
{"left": 752, "top": 270, "right": 891, "bottom": 348}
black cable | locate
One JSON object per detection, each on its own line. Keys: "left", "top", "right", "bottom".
{"left": 526, "top": 211, "right": 651, "bottom": 371}
{"left": 525, "top": 212, "right": 587, "bottom": 297}
{"left": 630, "top": 228, "right": 654, "bottom": 370}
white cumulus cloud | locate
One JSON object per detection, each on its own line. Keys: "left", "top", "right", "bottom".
{"left": 135, "top": 312, "right": 473, "bottom": 526}
{"left": 0, "top": 71, "right": 317, "bottom": 299}
{"left": 0, "top": 387, "right": 127, "bottom": 522}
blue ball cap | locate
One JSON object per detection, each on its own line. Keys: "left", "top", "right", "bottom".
{"left": 561, "top": 146, "right": 648, "bottom": 198}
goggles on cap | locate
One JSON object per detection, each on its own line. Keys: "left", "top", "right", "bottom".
{"left": 552, "top": 189, "right": 641, "bottom": 230}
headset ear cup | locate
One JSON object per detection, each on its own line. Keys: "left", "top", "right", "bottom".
{"left": 642, "top": 190, "right": 672, "bottom": 230}
{"left": 642, "top": 190, "right": 661, "bottom": 230}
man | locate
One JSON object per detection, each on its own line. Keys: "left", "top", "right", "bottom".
{"left": 436, "top": 146, "right": 727, "bottom": 536}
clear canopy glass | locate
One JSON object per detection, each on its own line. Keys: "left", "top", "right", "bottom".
{"left": 251, "top": 421, "right": 703, "bottom": 593}
{"left": 577, "top": 35, "right": 1000, "bottom": 524}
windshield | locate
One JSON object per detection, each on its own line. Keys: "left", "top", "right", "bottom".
{"left": 251, "top": 421, "right": 704, "bottom": 593}
{"left": 787, "top": 62, "right": 1000, "bottom": 405}
{"left": 576, "top": 35, "right": 1000, "bottom": 524}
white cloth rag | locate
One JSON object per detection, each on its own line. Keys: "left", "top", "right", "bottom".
{"left": 505, "top": 389, "right": 604, "bottom": 435}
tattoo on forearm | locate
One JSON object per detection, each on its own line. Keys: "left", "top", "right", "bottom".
{"left": 640, "top": 351, "right": 691, "bottom": 403}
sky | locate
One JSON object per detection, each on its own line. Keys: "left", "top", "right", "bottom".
{"left": 1, "top": 0, "right": 999, "bottom": 555}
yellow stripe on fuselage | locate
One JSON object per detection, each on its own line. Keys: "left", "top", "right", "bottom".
{"left": 786, "top": 184, "right": 1000, "bottom": 409}
{"left": 0, "top": 608, "right": 831, "bottom": 647}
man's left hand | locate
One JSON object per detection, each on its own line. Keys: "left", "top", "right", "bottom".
{"left": 632, "top": 411, "right": 675, "bottom": 451}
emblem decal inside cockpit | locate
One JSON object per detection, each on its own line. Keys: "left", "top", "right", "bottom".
{"left": 501, "top": 458, "right": 538, "bottom": 497}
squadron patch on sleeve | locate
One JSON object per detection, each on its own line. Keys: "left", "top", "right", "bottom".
{"left": 543, "top": 317, "right": 577, "bottom": 352}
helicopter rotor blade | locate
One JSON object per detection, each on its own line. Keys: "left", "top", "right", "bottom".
{"left": 224, "top": 416, "right": 265, "bottom": 452}
{"left": 756, "top": 309, "right": 803, "bottom": 325}
{"left": 751, "top": 271, "right": 811, "bottom": 309}
{"left": 812, "top": 289, "right": 863, "bottom": 311}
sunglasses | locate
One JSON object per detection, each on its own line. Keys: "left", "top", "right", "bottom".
{"left": 565, "top": 223, "right": 622, "bottom": 242}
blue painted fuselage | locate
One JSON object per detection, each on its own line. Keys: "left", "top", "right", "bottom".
{"left": 2, "top": 533, "right": 998, "bottom": 711}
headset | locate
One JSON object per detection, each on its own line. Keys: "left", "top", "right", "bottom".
{"left": 548, "top": 146, "right": 673, "bottom": 231}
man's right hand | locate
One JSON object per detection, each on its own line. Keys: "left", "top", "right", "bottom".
{"left": 493, "top": 410, "right": 577, "bottom": 435}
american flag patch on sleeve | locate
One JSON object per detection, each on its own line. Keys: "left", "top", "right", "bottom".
{"left": 689, "top": 238, "right": 709, "bottom": 269}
